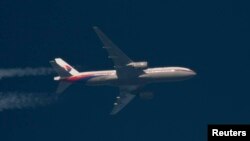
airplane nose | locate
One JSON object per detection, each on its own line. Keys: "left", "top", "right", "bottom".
{"left": 190, "top": 70, "right": 196, "bottom": 76}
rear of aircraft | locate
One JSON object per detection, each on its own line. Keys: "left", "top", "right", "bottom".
{"left": 50, "top": 58, "right": 79, "bottom": 93}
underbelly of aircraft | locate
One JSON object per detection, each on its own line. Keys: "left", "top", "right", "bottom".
{"left": 84, "top": 72, "right": 193, "bottom": 86}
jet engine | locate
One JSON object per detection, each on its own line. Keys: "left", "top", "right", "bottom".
{"left": 127, "top": 61, "right": 148, "bottom": 69}
{"left": 139, "top": 91, "right": 154, "bottom": 100}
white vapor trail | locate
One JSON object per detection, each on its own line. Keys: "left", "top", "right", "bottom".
{"left": 0, "top": 67, "right": 54, "bottom": 79}
{"left": 0, "top": 92, "right": 57, "bottom": 111}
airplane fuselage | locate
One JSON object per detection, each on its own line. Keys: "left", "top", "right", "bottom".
{"left": 58, "top": 67, "right": 196, "bottom": 86}
{"left": 50, "top": 26, "right": 197, "bottom": 115}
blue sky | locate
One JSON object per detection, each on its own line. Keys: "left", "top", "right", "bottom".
{"left": 0, "top": 0, "right": 250, "bottom": 141}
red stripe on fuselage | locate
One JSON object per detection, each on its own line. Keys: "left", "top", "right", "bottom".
{"left": 64, "top": 74, "right": 96, "bottom": 82}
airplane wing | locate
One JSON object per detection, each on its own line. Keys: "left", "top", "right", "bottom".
{"left": 93, "top": 27, "right": 143, "bottom": 114}
{"left": 110, "top": 87, "right": 137, "bottom": 115}
{"left": 93, "top": 26, "right": 143, "bottom": 78}
{"left": 93, "top": 26, "right": 132, "bottom": 67}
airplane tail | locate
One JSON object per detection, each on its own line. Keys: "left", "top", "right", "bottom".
{"left": 50, "top": 58, "right": 79, "bottom": 93}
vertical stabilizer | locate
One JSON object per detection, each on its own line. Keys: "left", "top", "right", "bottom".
{"left": 50, "top": 58, "right": 79, "bottom": 77}
{"left": 56, "top": 81, "right": 72, "bottom": 94}
{"left": 50, "top": 58, "right": 79, "bottom": 93}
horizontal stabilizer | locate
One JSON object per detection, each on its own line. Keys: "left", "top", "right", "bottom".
{"left": 56, "top": 81, "right": 72, "bottom": 94}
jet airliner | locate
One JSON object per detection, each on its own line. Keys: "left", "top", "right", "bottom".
{"left": 50, "top": 27, "right": 196, "bottom": 115}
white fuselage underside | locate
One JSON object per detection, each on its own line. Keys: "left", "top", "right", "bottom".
{"left": 63, "top": 67, "right": 196, "bottom": 86}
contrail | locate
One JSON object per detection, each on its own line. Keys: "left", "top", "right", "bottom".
{"left": 0, "top": 92, "right": 57, "bottom": 111}
{"left": 0, "top": 67, "right": 54, "bottom": 79}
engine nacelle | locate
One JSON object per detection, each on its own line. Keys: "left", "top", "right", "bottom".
{"left": 127, "top": 61, "right": 148, "bottom": 69}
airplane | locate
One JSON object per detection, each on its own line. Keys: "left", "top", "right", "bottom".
{"left": 50, "top": 26, "right": 196, "bottom": 115}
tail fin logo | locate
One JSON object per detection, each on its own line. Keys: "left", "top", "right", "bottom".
{"left": 64, "top": 65, "right": 72, "bottom": 72}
